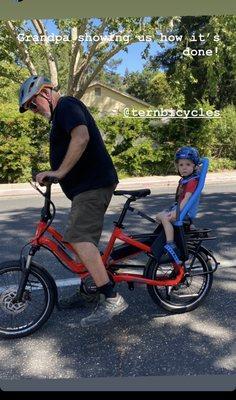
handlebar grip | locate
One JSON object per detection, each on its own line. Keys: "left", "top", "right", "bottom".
{"left": 41, "top": 176, "right": 59, "bottom": 185}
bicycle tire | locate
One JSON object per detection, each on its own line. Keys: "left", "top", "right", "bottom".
{"left": 0, "top": 260, "right": 56, "bottom": 339}
{"left": 145, "top": 249, "right": 213, "bottom": 313}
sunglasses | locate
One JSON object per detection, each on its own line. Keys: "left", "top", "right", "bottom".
{"left": 25, "top": 93, "right": 49, "bottom": 112}
{"left": 27, "top": 100, "right": 38, "bottom": 111}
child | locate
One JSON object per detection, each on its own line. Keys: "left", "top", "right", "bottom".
{"left": 155, "top": 146, "right": 200, "bottom": 264}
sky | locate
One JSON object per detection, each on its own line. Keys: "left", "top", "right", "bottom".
{"left": 38, "top": 19, "right": 163, "bottom": 76}
{"left": 111, "top": 42, "right": 161, "bottom": 75}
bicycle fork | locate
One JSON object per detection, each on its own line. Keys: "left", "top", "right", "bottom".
{"left": 14, "top": 246, "right": 39, "bottom": 302}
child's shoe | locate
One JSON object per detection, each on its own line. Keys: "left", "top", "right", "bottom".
{"left": 164, "top": 242, "right": 181, "bottom": 264}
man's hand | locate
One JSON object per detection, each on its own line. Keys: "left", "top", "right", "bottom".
{"left": 35, "top": 170, "right": 62, "bottom": 185}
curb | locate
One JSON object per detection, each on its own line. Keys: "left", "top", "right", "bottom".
{"left": 0, "top": 171, "right": 236, "bottom": 197}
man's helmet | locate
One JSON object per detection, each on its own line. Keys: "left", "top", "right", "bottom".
{"left": 19, "top": 76, "right": 53, "bottom": 113}
{"left": 175, "top": 146, "right": 200, "bottom": 165}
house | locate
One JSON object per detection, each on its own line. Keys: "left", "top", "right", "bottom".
{"left": 81, "top": 81, "right": 152, "bottom": 116}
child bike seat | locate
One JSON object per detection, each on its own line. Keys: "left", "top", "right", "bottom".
{"left": 174, "top": 157, "right": 209, "bottom": 225}
{"left": 151, "top": 158, "right": 209, "bottom": 263}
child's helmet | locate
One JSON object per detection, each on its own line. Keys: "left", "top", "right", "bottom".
{"left": 175, "top": 146, "right": 200, "bottom": 166}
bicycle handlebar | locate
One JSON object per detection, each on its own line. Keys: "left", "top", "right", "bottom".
{"left": 41, "top": 176, "right": 59, "bottom": 185}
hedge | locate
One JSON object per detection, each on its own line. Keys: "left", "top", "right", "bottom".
{"left": 0, "top": 102, "right": 235, "bottom": 183}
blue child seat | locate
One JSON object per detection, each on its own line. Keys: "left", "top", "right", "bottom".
{"left": 151, "top": 157, "right": 209, "bottom": 263}
{"left": 174, "top": 157, "right": 209, "bottom": 225}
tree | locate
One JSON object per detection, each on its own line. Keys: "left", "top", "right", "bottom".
{"left": 0, "top": 17, "right": 166, "bottom": 98}
{"left": 150, "top": 16, "right": 236, "bottom": 109}
{"left": 96, "top": 59, "right": 125, "bottom": 91}
{"left": 124, "top": 68, "right": 172, "bottom": 106}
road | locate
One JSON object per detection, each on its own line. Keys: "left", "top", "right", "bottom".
{"left": 0, "top": 183, "right": 235, "bottom": 389}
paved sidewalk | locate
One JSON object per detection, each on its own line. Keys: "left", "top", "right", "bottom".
{"left": 0, "top": 170, "right": 236, "bottom": 197}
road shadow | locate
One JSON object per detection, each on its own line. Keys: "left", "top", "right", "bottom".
{"left": 0, "top": 279, "right": 235, "bottom": 378}
{"left": 0, "top": 191, "right": 236, "bottom": 261}
{"left": 0, "top": 191, "right": 235, "bottom": 378}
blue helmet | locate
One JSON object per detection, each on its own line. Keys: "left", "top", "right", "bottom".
{"left": 175, "top": 146, "right": 200, "bottom": 166}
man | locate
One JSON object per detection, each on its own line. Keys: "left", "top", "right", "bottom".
{"left": 19, "top": 75, "right": 128, "bottom": 327}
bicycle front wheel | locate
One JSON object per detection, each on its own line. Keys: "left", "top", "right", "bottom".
{"left": 0, "top": 261, "right": 56, "bottom": 339}
{"left": 145, "top": 249, "right": 213, "bottom": 313}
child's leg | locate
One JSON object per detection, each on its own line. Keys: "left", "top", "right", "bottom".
{"left": 156, "top": 211, "right": 174, "bottom": 242}
{"left": 156, "top": 211, "right": 181, "bottom": 264}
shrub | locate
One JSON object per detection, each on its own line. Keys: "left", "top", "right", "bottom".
{"left": 97, "top": 115, "right": 165, "bottom": 176}
{"left": 0, "top": 103, "right": 50, "bottom": 182}
{"left": 0, "top": 102, "right": 235, "bottom": 183}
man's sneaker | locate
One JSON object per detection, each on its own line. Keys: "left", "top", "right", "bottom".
{"left": 59, "top": 287, "right": 99, "bottom": 310}
{"left": 80, "top": 293, "right": 128, "bottom": 327}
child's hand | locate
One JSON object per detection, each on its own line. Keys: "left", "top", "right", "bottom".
{"left": 156, "top": 213, "right": 161, "bottom": 223}
{"left": 156, "top": 210, "right": 176, "bottom": 223}
{"left": 169, "top": 210, "right": 176, "bottom": 221}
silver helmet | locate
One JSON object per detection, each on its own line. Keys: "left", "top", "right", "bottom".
{"left": 19, "top": 76, "right": 53, "bottom": 113}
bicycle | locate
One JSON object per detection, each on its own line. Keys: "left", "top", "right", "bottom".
{"left": 0, "top": 173, "right": 219, "bottom": 339}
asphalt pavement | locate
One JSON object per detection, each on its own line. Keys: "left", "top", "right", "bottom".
{"left": 0, "top": 170, "right": 236, "bottom": 197}
{"left": 0, "top": 180, "right": 235, "bottom": 390}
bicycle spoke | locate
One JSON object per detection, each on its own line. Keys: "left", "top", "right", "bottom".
{"left": 0, "top": 266, "right": 52, "bottom": 336}
{"left": 147, "top": 248, "right": 212, "bottom": 311}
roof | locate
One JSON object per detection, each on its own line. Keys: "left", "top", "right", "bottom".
{"left": 87, "top": 81, "right": 152, "bottom": 107}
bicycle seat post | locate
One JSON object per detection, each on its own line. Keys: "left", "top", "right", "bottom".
{"left": 114, "top": 196, "right": 134, "bottom": 228}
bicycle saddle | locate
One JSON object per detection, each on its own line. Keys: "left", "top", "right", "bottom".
{"left": 114, "top": 189, "right": 151, "bottom": 198}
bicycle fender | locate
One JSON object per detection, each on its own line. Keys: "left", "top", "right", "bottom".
{"left": 187, "top": 244, "right": 219, "bottom": 273}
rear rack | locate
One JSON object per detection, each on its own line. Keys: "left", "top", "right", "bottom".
{"left": 185, "top": 228, "right": 216, "bottom": 241}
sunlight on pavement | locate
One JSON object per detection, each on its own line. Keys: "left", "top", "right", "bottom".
{"left": 151, "top": 314, "right": 234, "bottom": 341}
{"left": 0, "top": 339, "right": 77, "bottom": 378}
{"left": 214, "top": 344, "right": 236, "bottom": 371}
{"left": 214, "top": 281, "right": 236, "bottom": 292}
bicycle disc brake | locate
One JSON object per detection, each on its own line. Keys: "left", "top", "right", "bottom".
{"left": 0, "top": 287, "right": 30, "bottom": 315}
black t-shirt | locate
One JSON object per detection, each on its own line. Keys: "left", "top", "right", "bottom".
{"left": 50, "top": 96, "right": 118, "bottom": 200}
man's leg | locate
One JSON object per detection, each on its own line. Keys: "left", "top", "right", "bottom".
{"left": 60, "top": 185, "right": 128, "bottom": 324}
{"left": 59, "top": 243, "right": 111, "bottom": 309}
{"left": 72, "top": 242, "right": 109, "bottom": 287}
{"left": 59, "top": 186, "right": 114, "bottom": 309}
{"left": 72, "top": 241, "right": 128, "bottom": 327}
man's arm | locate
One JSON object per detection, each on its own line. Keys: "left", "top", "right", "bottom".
{"left": 56, "top": 125, "right": 89, "bottom": 178}
{"left": 36, "top": 125, "right": 89, "bottom": 184}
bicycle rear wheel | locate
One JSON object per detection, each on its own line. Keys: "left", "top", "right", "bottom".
{"left": 145, "top": 249, "right": 213, "bottom": 313}
{"left": 0, "top": 261, "right": 56, "bottom": 339}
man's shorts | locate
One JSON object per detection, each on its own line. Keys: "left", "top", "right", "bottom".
{"left": 63, "top": 184, "right": 116, "bottom": 246}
